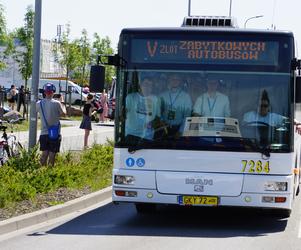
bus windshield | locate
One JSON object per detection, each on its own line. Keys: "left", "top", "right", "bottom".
{"left": 116, "top": 70, "right": 291, "bottom": 153}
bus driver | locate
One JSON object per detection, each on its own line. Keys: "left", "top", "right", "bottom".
{"left": 243, "top": 90, "right": 285, "bottom": 127}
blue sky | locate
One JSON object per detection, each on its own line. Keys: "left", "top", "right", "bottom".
{"left": 1, "top": 0, "right": 300, "bottom": 54}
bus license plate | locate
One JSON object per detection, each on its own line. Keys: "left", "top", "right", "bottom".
{"left": 178, "top": 195, "right": 218, "bottom": 206}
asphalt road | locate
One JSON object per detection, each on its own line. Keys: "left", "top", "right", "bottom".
{"left": 1, "top": 195, "right": 301, "bottom": 250}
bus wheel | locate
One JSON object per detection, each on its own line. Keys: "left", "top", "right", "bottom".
{"left": 135, "top": 203, "right": 156, "bottom": 214}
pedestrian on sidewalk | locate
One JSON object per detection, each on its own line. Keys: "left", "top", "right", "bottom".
{"left": 80, "top": 93, "right": 96, "bottom": 148}
{"left": 36, "top": 83, "right": 66, "bottom": 166}
{"left": 99, "top": 89, "right": 108, "bottom": 123}
{"left": 7, "top": 84, "right": 17, "bottom": 111}
{"left": 17, "top": 85, "right": 26, "bottom": 117}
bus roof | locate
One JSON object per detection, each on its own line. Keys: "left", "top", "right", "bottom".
{"left": 120, "top": 27, "right": 294, "bottom": 38}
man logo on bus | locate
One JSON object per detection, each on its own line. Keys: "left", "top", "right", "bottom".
{"left": 147, "top": 41, "right": 158, "bottom": 57}
{"left": 194, "top": 185, "right": 204, "bottom": 192}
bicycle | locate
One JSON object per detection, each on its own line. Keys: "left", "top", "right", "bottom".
{"left": 0, "top": 118, "right": 24, "bottom": 166}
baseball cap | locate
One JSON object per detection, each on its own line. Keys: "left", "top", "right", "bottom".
{"left": 43, "top": 83, "right": 56, "bottom": 94}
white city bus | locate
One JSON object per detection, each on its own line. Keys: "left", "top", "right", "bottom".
{"left": 108, "top": 16, "right": 301, "bottom": 217}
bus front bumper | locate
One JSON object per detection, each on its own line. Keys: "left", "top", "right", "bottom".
{"left": 112, "top": 187, "right": 293, "bottom": 210}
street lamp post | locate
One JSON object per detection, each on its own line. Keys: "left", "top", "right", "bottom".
{"left": 28, "top": 0, "right": 42, "bottom": 149}
{"left": 244, "top": 15, "right": 264, "bottom": 28}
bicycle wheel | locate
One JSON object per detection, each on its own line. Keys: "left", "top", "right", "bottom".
{"left": 0, "top": 144, "right": 10, "bottom": 166}
{"left": 7, "top": 135, "right": 22, "bottom": 157}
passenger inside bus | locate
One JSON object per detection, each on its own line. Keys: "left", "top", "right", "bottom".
{"left": 125, "top": 76, "right": 161, "bottom": 141}
{"left": 192, "top": 77, "right": 231, "bottom": 117}
{"left": 159, "top": 73, "right": 192, "bottom": 137}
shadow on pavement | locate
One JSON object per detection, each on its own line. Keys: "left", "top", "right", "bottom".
{"left": 44, "top": 202, "right": 288, "bottom": 238}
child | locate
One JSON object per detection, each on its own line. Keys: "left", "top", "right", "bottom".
{"left": 79, "top": 93, "right": 95, "bottom": 148}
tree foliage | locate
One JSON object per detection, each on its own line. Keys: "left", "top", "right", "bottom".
{"left": 13, "top": 5, "right": 34, "bottom": 89}
{"left": 73, "top": 29, "right": 91, "bottom": 86}
{"left": 0, "top": 4, "right": 13, "bottom": 70}
{"left": 53, "top": 26, "right": 116, "bottom": 90}
{"left": 1, "top": 3, "right": 116, "bottom": 91}
{"left": 53, "top": 24, "right": 82, "bottom": 83}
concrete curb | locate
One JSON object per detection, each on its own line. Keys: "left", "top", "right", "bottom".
{"left": 0, "top": 186, "right": 112, "bottom": 235}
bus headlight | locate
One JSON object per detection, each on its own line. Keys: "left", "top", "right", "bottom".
{"left": 264, "top": 182, "right": 287, "bottom": 191}
{"left": 114, "top": 175, "right": 135, "bottom": 185}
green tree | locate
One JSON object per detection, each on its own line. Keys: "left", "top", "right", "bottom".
{"left": 0, "top": 3, "right": 13, "bottom": 70}
{"left": 73, "top": 29, "right": 91, "bottom": 86}
{"left": 53, "top": 24, "right": 81, "bottom": 86}
{"left": 13, "top": 5, "right": 34, "bottom": 89}
{"left": 92, "top": 33, "right": 115, "bottom": 89}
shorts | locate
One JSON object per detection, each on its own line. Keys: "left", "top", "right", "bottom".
{"left": 39, "top": 134, "right": 61, "bottom": 153}
{"left": 7, "top": 98, "right": 15, "bottom": 103}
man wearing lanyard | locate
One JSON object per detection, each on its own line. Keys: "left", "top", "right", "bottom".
{"left": 160, "top": 73, "right": 192, "bottom": 137}
{"left": 125, "top": 76, "right": 161, "bottom": 141}
{"left": 193, "top": 77, "right": 231, "bottom": 117}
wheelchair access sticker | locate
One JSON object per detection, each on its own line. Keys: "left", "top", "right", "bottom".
{"left": 125, "top": 157, "right": 145, "bottom": 167}
{"left": 136, "top": 158, "right": 145, "bottom": 167}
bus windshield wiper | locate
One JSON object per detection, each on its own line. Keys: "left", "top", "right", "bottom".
{"left": 128, "top": 139, "right": 145, "bottom": 153}
{"left": 127, "top": 137, "right": 154, "bottom": 153}
{"left": 239, "top": 137, "right": 271, "bottom": 158}
{"left": 260, "top": 144, "right": 271, "bottom": 158}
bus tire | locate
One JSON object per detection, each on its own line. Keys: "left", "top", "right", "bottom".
{"left": 135, "top": 203, "right": 156, "bottom": 214}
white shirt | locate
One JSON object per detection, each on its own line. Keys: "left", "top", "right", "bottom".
{"left": 243, "top": 111, "right": 285, "bottom": 127}
{"left": 125, "top": 92, "right": 161, "bottom": 140}
{"left": 160, "top": 89, "right": 192, "bottom": 126}
{"left": 193, "top": 91, "right": 231, "bottom": 117}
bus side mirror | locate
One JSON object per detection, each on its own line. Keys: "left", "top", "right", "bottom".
{"left": 89, "top": 65, "right": 105, "bottom": 92}
{"left": 296, "top": 76, "right": 301, "bottom": 103}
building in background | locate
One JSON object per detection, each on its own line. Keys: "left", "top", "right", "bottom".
{"left": 0, "top": 39, "right": 65, "bottom": 88}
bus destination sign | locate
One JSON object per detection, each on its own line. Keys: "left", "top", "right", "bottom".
{"left": 131, "top": 39, "right": 279, "bottom": 65}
